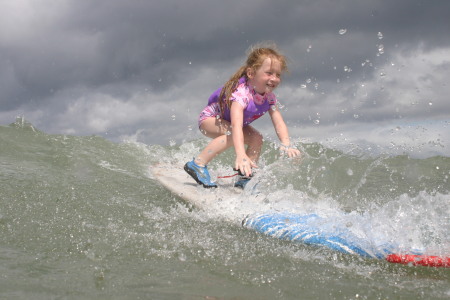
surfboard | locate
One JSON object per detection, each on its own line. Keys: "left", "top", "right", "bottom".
{"left": 386, "top": 254, "right": 450, "bottom": 268}
{"left": 151, "top": 163, "right": 250, "bottom": 210}
{"left": 242, "top": 213, "right": 392, "bottom": 259}
{"left": 151, "top": 163, "right": 450, "bottom": 268}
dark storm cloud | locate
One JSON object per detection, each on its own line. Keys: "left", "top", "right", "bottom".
{"left": 1, "top": 0, "right": 449, "bottom": 148}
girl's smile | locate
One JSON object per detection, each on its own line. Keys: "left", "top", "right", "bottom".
{"left": 247, "top": 57, "right": 282, "bottom": 95}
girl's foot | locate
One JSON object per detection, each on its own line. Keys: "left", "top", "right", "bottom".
{"left": 234, "top": 176, "right": 251, "bottom": 189}
{"left": 184, "top": 160, "right": 218, "bottom": 188}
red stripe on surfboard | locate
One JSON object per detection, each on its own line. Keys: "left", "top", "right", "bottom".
{"left": 386, "top": 254, "right": 450, "bottom": 268}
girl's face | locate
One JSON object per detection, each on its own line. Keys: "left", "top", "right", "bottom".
{"left": 247, "top": 57, "right": 282, "bottom": 95}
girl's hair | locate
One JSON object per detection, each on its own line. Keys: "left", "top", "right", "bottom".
{"left": 218, "top": 43, "right": 288, "bottom": 117}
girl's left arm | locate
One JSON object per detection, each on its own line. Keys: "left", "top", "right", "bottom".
{"left": 269, "top": 105, "right": 301, "bottom": 158}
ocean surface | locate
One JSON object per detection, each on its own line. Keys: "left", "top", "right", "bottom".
{"left": 1, "top": 118, "right": 449, "bottom": 299}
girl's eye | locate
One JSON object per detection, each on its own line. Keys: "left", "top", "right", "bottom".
{"left": 266, "top": 72, "right": 281, "bottom": 78}
{"left": 267, "top": 72, "right": 281, "bottom": 78}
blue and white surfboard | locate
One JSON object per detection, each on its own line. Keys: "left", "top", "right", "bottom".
{"left": 242, "top": 213, "right": 393, "bottom": 259}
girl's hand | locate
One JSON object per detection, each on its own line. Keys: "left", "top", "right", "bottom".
{"left": 235, "top": 154, "right": 257, "bottom": 177}
{"left": 280, "top": 144, "right": 301, "bottom": 158}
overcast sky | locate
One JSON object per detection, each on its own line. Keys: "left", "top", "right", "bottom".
{"left": 1, "top": 0, "right": 449, "bottom": 154}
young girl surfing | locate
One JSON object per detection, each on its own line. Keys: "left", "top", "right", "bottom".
{"left": 185, "top": 44, "right": 301, "bottom": 188}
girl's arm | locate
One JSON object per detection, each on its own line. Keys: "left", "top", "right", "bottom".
{"left": 230, "top": 102, "right": 257, "bottom": 176}
{"left": 269, "top": 105, "right": 301, "bottom": 158}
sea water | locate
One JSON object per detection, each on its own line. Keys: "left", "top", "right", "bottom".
{"left": 1, "top": 119, "right": 449, "bottom": 299}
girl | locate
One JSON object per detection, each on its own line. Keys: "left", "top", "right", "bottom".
{"left": 184, "top": 45, "right": 301, "bottom": 188}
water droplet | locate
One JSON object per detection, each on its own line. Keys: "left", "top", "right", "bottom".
{"left": 306, "top": 45, "right": 312, "bottom": 52}
{"left": 361, "top": 59, "right": 371, "bottom": 67}
{"left": 178, "top": 253, "right": 187, "bottom": 262}
{"left": 216, "top": 115, "right": 221, "bottom": 120}
{"left": 300, "top": 84, "right": 307, "bottom": 89}
{"left": 226, "top": 131, "right": 231, "bottom": 136}
{"left": 171, "top": 114, "right": 176, "bottom": 120}
{"left": 347, "top": 169, "right": 353, "bottom": 176}
{"left": 187, "top": 125, "right": 192, "bottom": 131}
{"left": 428, "top": 101, "right": 433, "bottom": 106}
{"left": 339, "top": 29, "right": 347, "bottom": 35}
{"left": 377, "top": 32, "right": 383, "bottom": 40}
{"left": 377, "top": 44, "right": 384, "bottom": 55}
{"left": 353, "top": 114, "right": 359, "bottom": 119}
{"left": 306, "top": 78, "right": 312, "bottom": 83}
{"left": 169, "top": 139, "right": 176, "bottom": 147}
{"left": 314, "top": 119, "right": 320, "bottom": 125}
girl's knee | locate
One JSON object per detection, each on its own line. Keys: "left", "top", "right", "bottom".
{"left": 200, "top": 118, "right": 231, "bottom": 138}
{"left": 245, "top": 129, "right": 263, "bottom": 147}
{"left": 254, "top": 131, "right": 263, "bottom": 145}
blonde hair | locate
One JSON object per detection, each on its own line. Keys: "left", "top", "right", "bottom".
{"left": 218, "top": 43, "right": 288, "bottom": 116}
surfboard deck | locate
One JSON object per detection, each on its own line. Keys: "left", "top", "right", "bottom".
{"left": 151, "top": 163, "right": 245, "bottom": 210}
{"left": 151, "top": 163, "right": 450, "bottom": 268}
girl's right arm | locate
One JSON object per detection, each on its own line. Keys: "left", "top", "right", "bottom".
{"left": 230, "top": 102, "right": 256, "bottom": 176}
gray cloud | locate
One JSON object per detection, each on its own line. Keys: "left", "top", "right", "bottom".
{"left": 1, "top": 0, "right": 449, "bottom": 152}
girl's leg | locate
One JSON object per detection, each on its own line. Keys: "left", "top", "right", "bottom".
{"left": 195, "top": 118, "right": 233, "bottom": 166}
{"left": 242, "top": 125, "right": 263, "bottom": 164}
{"left": 195, "top": 118, "right": 263, "bottom": 167}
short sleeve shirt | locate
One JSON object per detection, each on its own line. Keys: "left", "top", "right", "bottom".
{"left": 198, "top": 78, "right": 278, "bottom": 127}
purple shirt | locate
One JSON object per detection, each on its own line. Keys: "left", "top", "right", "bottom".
{"left": 199, "top": 77, "right": 277, "bottom": 127}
